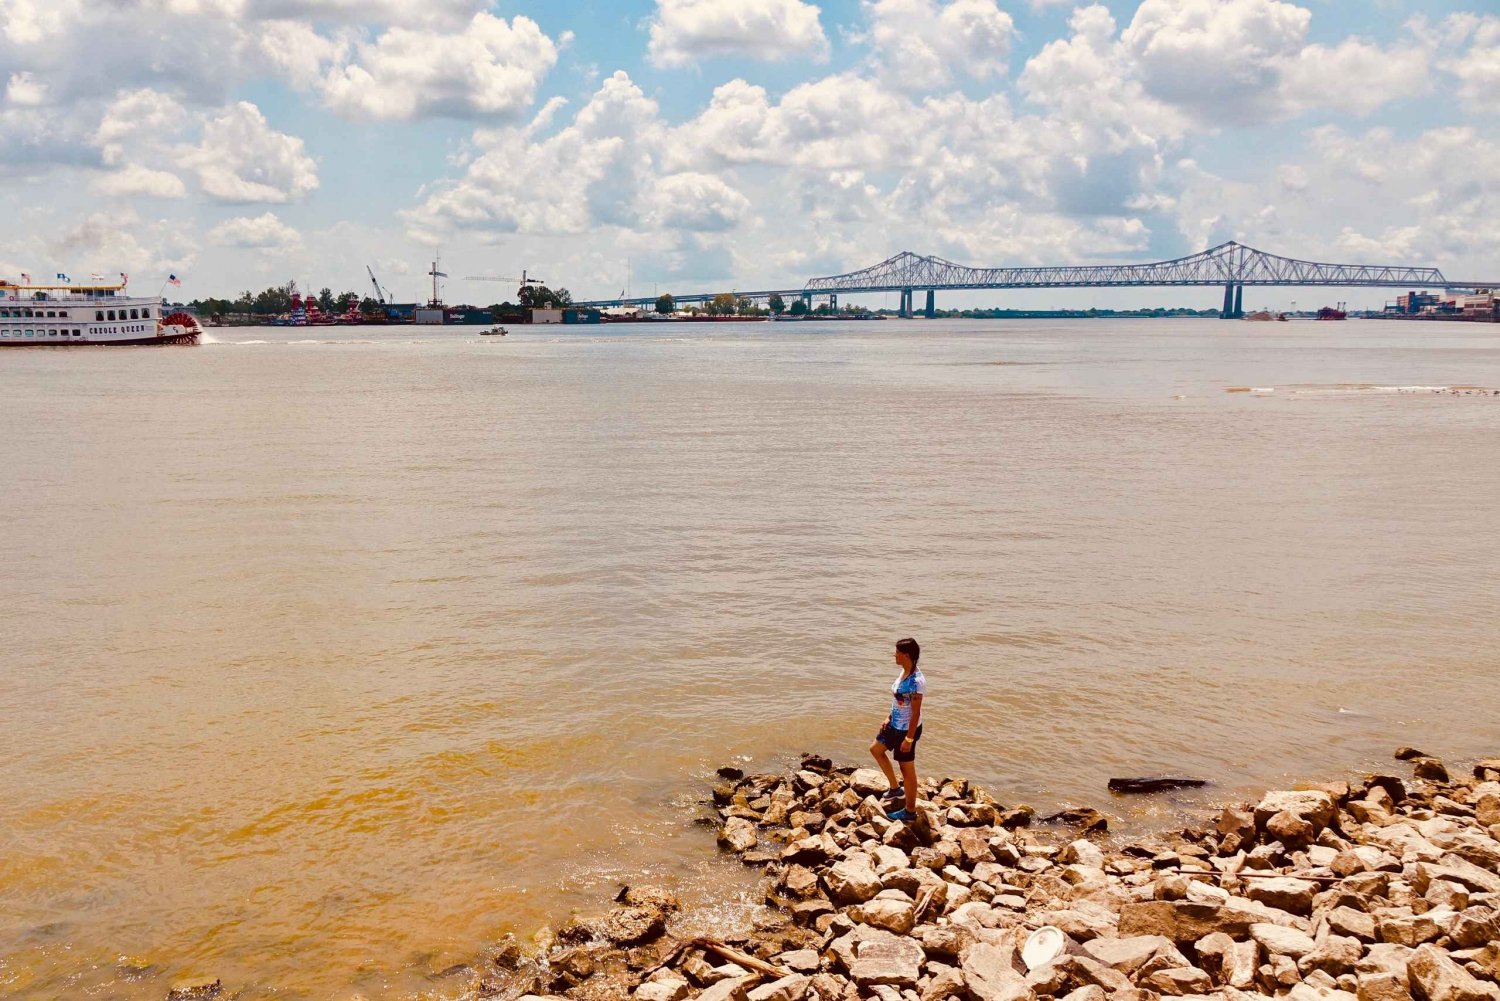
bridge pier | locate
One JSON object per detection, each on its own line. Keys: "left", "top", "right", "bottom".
{"left": 1221, "top": 282, "right": 1246, "bottom": 319}
{"left": 925, "top": 289, "right": 935, "bottom": 318}
{"left": 802, "top": 292, "right": 812, "bottom": 311}
{"left": 829, "top": 294, "right": 838, "bottom": 311}
{"left": 899, "top": 288, "right": 913, "bottom": 318}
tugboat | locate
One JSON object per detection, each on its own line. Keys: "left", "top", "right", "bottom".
{"left": 1316, "top": 302, "right": 1348, "bottom": 320}
{"left": 0, "top": 274, "right": 200, "bottom": 345}
{"left": 480, "top": 326, "right": 508, "bottom": 336}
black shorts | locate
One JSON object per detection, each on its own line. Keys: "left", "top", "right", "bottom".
{"left": 876, "top": 722, "right": 922, "bottom": 762}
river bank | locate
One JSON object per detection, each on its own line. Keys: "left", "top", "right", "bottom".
{"left": 474, "top": 749, "right": 1500, "bottom": 1001}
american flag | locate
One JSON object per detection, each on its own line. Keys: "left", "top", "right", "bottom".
{"left": 120, "top": 272, "right": 129, "bottom": 285}
{"left": 168, "top": 275, "right": 181, "bottom": 287}
{"left": 19, "top": 272, "right": 30, "bottom": 284}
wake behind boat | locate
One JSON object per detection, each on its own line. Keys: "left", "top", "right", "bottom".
{"left": 0, "top": 275, "right": 201, "bottom": 346}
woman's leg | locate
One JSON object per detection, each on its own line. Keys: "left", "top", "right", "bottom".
{"left": 869, "top": 739, "right": 899, "bottom": 790}
{"left": 899, "top": 758, "right": 918, "bottom": 812}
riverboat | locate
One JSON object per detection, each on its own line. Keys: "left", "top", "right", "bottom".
{"left": 0, "top": 276, "right": 201, "bottom": 346}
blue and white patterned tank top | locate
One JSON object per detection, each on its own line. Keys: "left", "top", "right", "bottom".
{"left": 889, "top": 670, "right": 926, "bottom": 729}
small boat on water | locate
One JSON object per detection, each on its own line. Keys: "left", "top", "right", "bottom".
{"left": 480, "top": 327, "right": 508, "bottom": 336}
{"left": 0, "top": 275, "right": 200, "bottom": 346}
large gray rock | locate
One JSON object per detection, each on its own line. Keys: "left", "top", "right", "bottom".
{"left": 1406, "top": 943, "right": 1500, "bottom": 1001}
{"left": 1058, "top": 987, "right": 1106, "bottom": 1001}
{"left": 1381, "top": 913, "right": 1446, "bottom": 948}
{"left": 1117, "top": 900, "right": 1254, "bottom": 943}
{"left": 1358, "top": 944, "right": 1416, "bottom": 984}
{"left": 1246, "top": 877, "right": 1319, "bottom": 916}
{"left": 1197, "top": 931, "right": 1259, "bottom": 989}
{"left": 923, "top": 964, "right": 967, "bottom": 1001}
{"left": 747, "top": 974, "right": 811, "bottom": 1001}
{"left": 1080, "top": 935, "right": 1177, "bottom": 977}
{"left": 720, "top": 818, "right": 757, "bottom": 852}
{"left": 849, "top": 898, "right": 915, "bottom": 936}
{"left": 1256, "top": 790, "right": 1338, "bottom": 831}
{"left": 1327, "top": 906, "right": 1379, "bottom": 943}
{"left": 1252, "top": 922, "right": 1318, "bottom": 958}
{"left": 1300, "top": 935, "right": 1364, "bottom": 977}
{"left": 1417, "top": 859, "right": 1500, "bottom": 896}
{"left": 1034, "top": 901, "right": 1118, "bottom": 941}
{"left": 1359, "top": 971, "right": 1415, "bottom": 1001}
{"left": 848, "top": 933, "right": 924, "bottom": 989}
{"left": 850, "top": 769, "right": 890, "bottom": 796}
{"left": 823, "top": 856, "right": 882, "bottom": 905}
{"left": 635, "top": 971, "right": 692, "bottom": 1001}
{"left": 1362, "top": 972, "right": 1416, "bottom": 1001}
{"left": 697, "top": 978, "right": 755, "bottom": 1001}
{"left": 961, "top": 943, "right": 1035, "bottom": 1001}
{"left": 1449, "top": 907, "right": 1500, "bottom": 950}
{"left": 1060, "top": 839, "right": 1105, "bottom": 869}
{"left": 1142, "top": 967, "right": 1214, "bottom": 996}
{"left": 919, "top": 923, "right": 977, "bottom": 962}
{"left": 1060, "top": 955, "right": 1131, "bottom": 993}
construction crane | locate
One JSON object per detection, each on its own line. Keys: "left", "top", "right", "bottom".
{"left": 463, "top": 269, "right": 544, "bottom": 294}
{"left": 366, "top": 265, "right": 391, "bottom": 304}
{"left": 427, "top": 256, "right": 447, "bottom": 308}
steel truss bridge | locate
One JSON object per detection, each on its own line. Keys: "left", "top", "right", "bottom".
{"left": 575, "top": 242, "right": 1496, "bottom": 318}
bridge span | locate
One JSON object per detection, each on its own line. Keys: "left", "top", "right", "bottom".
{"left": 574, "top": 242, "right": 1496, "bottom": 318}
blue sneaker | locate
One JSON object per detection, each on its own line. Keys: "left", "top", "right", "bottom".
{"left": 886, "top": 807, "right": 913, "bottom": 822}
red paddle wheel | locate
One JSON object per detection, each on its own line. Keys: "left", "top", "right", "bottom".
{"left": 160, "top": 311, "right": 203, "bottom": 344}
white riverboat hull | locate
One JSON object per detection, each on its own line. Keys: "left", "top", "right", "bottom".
{"left": 0, "top": 284, "right": 201, "bottom": 346}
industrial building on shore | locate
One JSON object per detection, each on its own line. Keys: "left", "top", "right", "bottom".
{"left": 1380, "top": 289, "right": 1498, "bottom": 321}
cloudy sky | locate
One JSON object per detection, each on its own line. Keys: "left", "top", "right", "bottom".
{"left": 1, "top": 0, "right": 1496, "bottom": 309}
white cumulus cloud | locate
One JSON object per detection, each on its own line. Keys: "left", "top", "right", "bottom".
{"left": 1171, "top": 124, "right": 1500, "bottom": 271}
{"left": 1444, "top": 14, "right": 1500, "bottom": 112}
{"left": 647, "top": 0, "right": 829, "bottom": 68}
{"left": 93, "top": 164, "right": 188, "bottom": 198}
{"left": 209, "top": 212, "right": 302, "bottom": 250}
{"left": 409, "top": 71, "right": 666, "bottom": 238}
{"left": 860, "top": 0, "right": 1015, "bottom": 90}
{"left": 5, "top": 71, "right": 47, "bottom": 106}
{"left": 320, "top": 13, "right": 557, "bottom": 120}
{"left": 1120, "top": 0, "right": 1429, "bottom": 125}
{"left": 186, "top": 102, "right": 319, "bottom": 203}
{"left": 648, "top": 173, "right": 752, "bottom": 231}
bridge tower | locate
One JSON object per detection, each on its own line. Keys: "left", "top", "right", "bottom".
{"left": 1220, "top": 282, "right": 1246, "bottom": 319}
{"left": 924, "top": 289, "right": 936, "bottom": 318}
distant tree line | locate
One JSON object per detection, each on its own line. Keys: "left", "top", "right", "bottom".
{"left": 189, "top": 283, "right": 374, "bottom": 318}
{"left": 651, "top": 291, "right": 869, "bottom": 317}
{"left": 189, "top": 282, "right": 574, "bottom": 320}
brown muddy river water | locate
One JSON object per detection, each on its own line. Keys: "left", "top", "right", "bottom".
{"left": 2, "top": 319, "right": 1498, "bottom": 998}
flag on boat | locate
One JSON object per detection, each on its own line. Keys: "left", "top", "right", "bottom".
{"left": 120, "top": 272, "right": 129, "bottom": 285}
{"left": 167, "top": 275, "right": 181, "bottom": 287}
{"left": 56, "top": 272, "right": 70, "bottom": 282}
{"left": 19, "top": 273, "right": 30, "bottom": 284}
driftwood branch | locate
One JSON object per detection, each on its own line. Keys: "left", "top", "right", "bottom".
{"left": 641, "top": 936, "right": 788, "bottom": 981}
{"left": 1153, "top": 865, "right": 1348, "bottom": 884}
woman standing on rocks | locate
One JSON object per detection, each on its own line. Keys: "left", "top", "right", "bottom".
{"left": 869, "top": 637, "right": 924, "bottom": 821}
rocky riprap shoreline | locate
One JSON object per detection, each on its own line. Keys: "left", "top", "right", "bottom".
{"left": 485, "top": 749, "right": 1500, "bottom": 1001}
